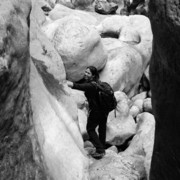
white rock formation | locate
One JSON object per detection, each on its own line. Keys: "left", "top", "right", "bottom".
{"left": 30, "top": 62, "right": 90, "bottom": 180}
{"left": 106, "top": 91, "right": 136, "bottom": 145}
{"left": 49, "top": 4, "right": 97, "bottom": 25}
{"left": 89, "top": 153, "right": 146, "bottom": 180}
{"left": 98, "top": 15, "right": 152, "bottom": 97}
{"left": 143, "top": 98, "right": 152, "bottom": 113}
{"left": 124, "top": 112, "right": 155, "bottom": 178}
{"left": 42, "top": 16, "right": 107, "bottom": 81}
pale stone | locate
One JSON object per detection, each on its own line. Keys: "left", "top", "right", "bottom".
{"left": 149, "top": 0, "right": 180, "bottom": 178}
{"left": 90, "top": 153, "right": 146, "bottom": 180}
{"left": 98, "top": 15, "right": 152, "bottom": 97}
{"left": 106, "top": 91, "right": 136, "bottom": 145}
{"left": 70, "top": 89, "right": 87, "bottom": 109}
{"left": 107, "top": 146, "right": 118, "bottom": 154}
{"left": 31, "top": 0, "right": 47, "bottom": 25}
{"left": 143, "top": 98, "right": 152, "bottom": 113}
{"left": 131, "top": 91, "right": 147, "bottom": 102}
{"left": 78, "top": 108, "right": 88, "bottom": 136}
{"left": 100, "top": 41, "right": 143, "bottom": 97}
{"left": 56, "top": 0, "right": 94, "bottom": 9}
{"left": 49, "top": 4, "right": 97, "bottom": 25}
{"left": 30, "top": 62, "right": 89, "bottom": 180}
{"left": 124, "top": 112, "right": 155, "bottom": 178}
{"left": 43, "top": 16, "right": 107, "bottom": 81}
{"left": 119, "top": 26, "right": 140, "bottom": 44}
{"left": 30, "top": 1, "right": 66, "bottom": 82}
{"left": 129, "top": 105, "right": 141, "bottom": 118}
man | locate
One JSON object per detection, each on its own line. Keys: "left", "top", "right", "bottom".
{"left": 67, "top": 66, "right": 108, "bottom": 159}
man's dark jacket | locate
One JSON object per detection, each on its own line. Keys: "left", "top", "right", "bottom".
{"left": 72, "top": 82, "right": 102, "bottom": 112}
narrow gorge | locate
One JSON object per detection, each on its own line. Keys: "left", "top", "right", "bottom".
{"left": 0, "top": 0, "right": 179, "bottom": 180}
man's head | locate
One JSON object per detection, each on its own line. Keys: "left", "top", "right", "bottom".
{"left": 84, "top": 66, "right": 99, "bottom": 82}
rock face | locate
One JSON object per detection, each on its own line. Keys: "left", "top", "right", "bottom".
{"left": 106, "top": 91, "right": 136, "bottom": 145}
{"left": 30, "top": 2, "right": 66, "bottom": 83}
{"left": 121, "top": 0, "right": 149, "bottom": 16}
{"left": 30, "top": 2, "right": 90, "bottom": 179}
{"left": 98, "top": 15, "right": 152, "bottom": 97}
{"left": 124, "top": 113, "right": 155, "bottom": 178}
{"left": 0, "top": 0, "right": 47, "bottom": 179}
{"left": 90, "top": 153, "right": 146, "bottom": 180}
{"left": 0, "top": 0, "right": 90, "bottom": 179}
{"left": 149, "top": 0, "right": 180, "bottom": 179}
{"left": 49, "top": 4, "right": 97, "bottom": 24}
{"left": 30, "top": 62, "right": 89, "bottom": 180}
{"left": 43, "top": 16, "right": 107, "bottom": 81}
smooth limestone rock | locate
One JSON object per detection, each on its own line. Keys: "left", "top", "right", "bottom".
{"left": 56, "top": 0, "right": 94, "bottom": 9}
{"left": 90, "top": 153, "right": 146, "bottom": 180}
{"left": 129, "top": 105, "right": 141, "bottom": 118}
{"left": 30, "top": 1, "right": 66, "bottom": 83}
{"left": 106, "top": 91, "right": 136, "bottom": 145}
{"left": 71, "top": 0, "right": 95, "bottom": 9}
{"left": 56, "top": 0, "right": 74, "bottom": 8}
{"left": 100, "top": 39, "right": 143, "bottom": 96}
{"left": 149, "top": 0, "right": 180, "bottom": 179}
{"left": 70, "top": 89, "right": 87, "bottom": 109}
{"left": 131, "top": 91, "right": 147, "bottom": 102}
{"left": 98, "top": 15, "right": 152, "bottom": 97}
{"left": 0, "top": 0, "right": 48, "bottom": 179}
{"left": 30, "top": 61, "right": 90, "bottom": 180}
{"left": 143, "top": 98, "right": 152, "bottom": 113}
{"left": 49, "top": 4, "right": 97, "bottom": 25}
{"left": 124, "top": 113, "right": 155, "bottom": 178}
{"left": 43, "top": 16, "right": 107, "bottom": 81}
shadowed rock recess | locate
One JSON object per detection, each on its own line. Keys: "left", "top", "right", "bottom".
{"left": 0, "top": 0, "right": 48, "bottom": 179}
{"left": 149, "top": 0, "right": 180, "bottom": 179}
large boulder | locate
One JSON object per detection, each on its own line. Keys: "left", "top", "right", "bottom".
{"left": 143, "top": 98, "right": 152, "bottom": 113}
{"left": 106, "top": 91, "right": 136, "bottom": 145}
{"left": 56, "top": 0, "right": 94, "bottom": 9}
{"left": 43, "top": 16, "right": 107, "bottom": 81}
{"left": 30, "top": 3, "right": 90, "bottom": 179}
{"left": 0, "top": 0, "right": 90, "bottom": 179}
{"left": 48, "top": 4, "right": 97, "bottom": 25}
{"left": 89, "top": 153, "right": 146, "bottom": 180}
{"left": 30, "top": 1, "right": 66, "bottom": 83}
{"left": 30, "top": 62, "right": 89, "bottom": 180}
{"left": 56, "top": 0, "right": 74, "bottom": 8}
{"left": 98, "top": 15, "right": 152, "bottom": 97}
{"left": 149, "top": 0, "right": 180, "bottom": 179}
{"left": 94, "top": 0, "right": 118, "bottom": 14}
{"left": 124, "top": 113, "right": 155, "bottom": 178}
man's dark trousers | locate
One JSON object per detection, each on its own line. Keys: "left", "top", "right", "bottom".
{"left": 87, "top": 110, "right": 108, "bottom": 153}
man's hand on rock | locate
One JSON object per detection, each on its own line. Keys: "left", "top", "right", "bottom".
{"left": 66, "top": 80, "right": 73, "bottom": 88}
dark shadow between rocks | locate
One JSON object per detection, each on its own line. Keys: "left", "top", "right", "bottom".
{"left": 101, "top": 32, "right": 119, "bottom": 39}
